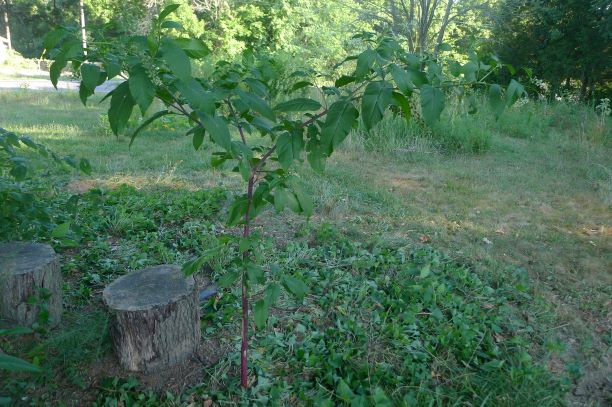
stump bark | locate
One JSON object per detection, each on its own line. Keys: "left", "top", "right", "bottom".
{"left": 103, "top": 265, "right": 200, "bottom": 372}
{"left": 0, "top": 242, "right": 62, "bottom": 327}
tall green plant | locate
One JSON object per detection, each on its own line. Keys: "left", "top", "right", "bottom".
{"left": 44, "top": 4, "right": 522, "bottom": 388}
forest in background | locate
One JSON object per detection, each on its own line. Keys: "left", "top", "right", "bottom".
{"left": 2, "top": 0, "right": 611, "bottom": 101}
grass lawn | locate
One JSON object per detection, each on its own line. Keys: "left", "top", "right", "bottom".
{"left": 0, "top": 89, "right": 610, "bottom": 405}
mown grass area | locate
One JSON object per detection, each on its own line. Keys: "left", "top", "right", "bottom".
{"left": 0, "top": 89, "right": 610, "bottom": 405}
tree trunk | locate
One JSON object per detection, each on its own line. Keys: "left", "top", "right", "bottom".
{"left": 2, "top": 0, "right": 11, "bottom": 50}
{"left": 103, "top": 265, "right": 200, "bottom": 372}
{"left": 79, "top": 0, "right": 87, "bottom": 56}
{"left": 433, "top": 0, "right": 454, "bottom": 58}
{"left": 0, "top": 242, "right": 62, "bottom": 328}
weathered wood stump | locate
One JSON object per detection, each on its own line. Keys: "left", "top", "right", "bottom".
{"left": 0, "top": 242, "right": 62, "bottom": 327}
{"left": 102, "top": 265, "right": 200, "bottom": 372}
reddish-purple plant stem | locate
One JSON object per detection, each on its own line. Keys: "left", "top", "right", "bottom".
{"left": 240, "top": 172, "right": 255, "bottom": 388}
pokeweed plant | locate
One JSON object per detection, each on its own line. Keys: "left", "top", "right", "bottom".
{"left": 44, "top": 4, "right": 523, "bottom": 389}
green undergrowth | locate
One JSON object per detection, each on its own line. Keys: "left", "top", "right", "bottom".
{"left": 1, "top": 183, "right": 568, "bottom": 405}
{"left": 197, "top": 231, "right": 568, "bottom": 406}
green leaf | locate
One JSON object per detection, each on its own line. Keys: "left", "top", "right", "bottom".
{"left": 226, "top": 196, "right": 249, "bottom": 226}
{"left": 43, "top": 28, "right": 67, "bottom": 51}
{"left": 236, "top": 90, "right": 276, "bottom": 121}
{"left": 201, "top": 115, "right": 231, "bottom": 151}
{"left": 254, "top": 299, "right": 269, "bottom": 330}
{"left": 407, "top": 68, "right": 428, "bottom": 89}
{"left": 462, "top": 62, "right": 478, "bottom": 82}
{"left": 129, "top": 65, "right": 155, "bottom": 115}
{"left": 282, "top": 275, "right": 308, "bottom": 300}
{"left": 0, "top": 354, "right": 42, "bottom": 373}
{"left": 355, "top": 49, "right": 377, "bottom": 79}
{"left": 158, "top": 3, "right": 180, "bottom": 21}
{"left": 104, "top": 59, "right": 121, "bottom": 79}
{"left": 161, "top": 20, "right": 183, "bottom": 30}
{"left": 389, "top": 64, "right": 412, "bottom": 94}
{"left": 108, "top": 82, "right": 136, "bottom": 135}
{"left": 420, "top": 85, "right": 445, "bottom": 125}
{"left": 192, "top": 127, "right": 205, "bottom": 150}
{"left": 160, "top": 39, "right": 191, "bottom": 81}
{"left": 506, "top": 79, "right": 524, "bottom": 107}
{"left": 50, "top": 55, "right": 67, "bottom": 89}
{"left": 0, "top": 327, "right": 33, "bottom": 336}
{"left": 173, "top": 37, "right": 210, "bottom": 59}
{"left": 320, "top": 100, "right": 358, "bottom": 155}
{"left": 420, "top": 264, "right": 431, "bottom": 279}
{"left": 274, "top": 98, "right": 321, "bottom": 113}
{"left": 335, "top": 75, "right": 355, "bottom": 87}
{"left": 361, "top": 81, "right": 393, "bottom": 131}
{"left": 217, "top": 271, "right": 240, "bottom": 289}
{"left": 291, "top": 179, "right": 313, "bottom": 217}
{"left": 264, "top": 283, "right": 281, "bottom": 305}
{"left": 51, "top": 222, "right": 70, "bottom": 238}
{"left": 291, "top": 80, "right": 313, "bottom": 92}
{"left": 81, "top": 63, "right": 101, "bottom": 92}
{"left": 276, "top": 132, "right": 304, "bottom": 169}
{"left": 337, "top": 379, "right": 355, "bottom": 402}
{"left": 488, "top": 84, "right": 504, "bottom": 118}
{"left": 79, "top": 158, "right": 92, "bottom": 175}
{"left": 437, "top": 42, "right": 452, "bottom": 52}
{"left": 0, "top": 396, "right": 11, "bottom": 406}
{"left": 182, "top": 246, "right": 222, "bottom": 276}
{"left": 129, "top": 110, "right": 171, "bottom": 146}
{"left": 391, "top": 91, "right": 411, "bottom": 120}
{"left": 246, "top": 263, "right": 264, "bottom": 286}
{"left": 175, "top": 79, "right": 216, "bottom": 116}
{"left": 372, "top": 387, "right": 392, "bottom": 406}
{"left": 273, "top": 188, "right": 286, "bottom": 212}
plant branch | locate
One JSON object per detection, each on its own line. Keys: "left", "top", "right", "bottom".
{"left": 227, "top": 99, "right": 247, "bottom": 144}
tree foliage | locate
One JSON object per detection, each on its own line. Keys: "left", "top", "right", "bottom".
{"left": 45, "top": 3, "right": 521, "bottom": 388}
{"left": 492, "top": 0, "right": 611, "bottom": 100}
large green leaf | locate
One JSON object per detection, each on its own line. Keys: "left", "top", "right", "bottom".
{"left": 276, "top": 132, "right": 304, "bottom": 169}
{"left": 201, "top": 114, "right": 231, "bottom": 151}
{"left": 254, "top": 299, "right": 269, "bottom": 329}
{"left": 361, "top": 81, "right": 393, "bottom": 130}
{"left": 320, "top": 100, "right": 358, "bottom": 154}
{"left": 129, "top": 65, "right": 155, "bottom": 115}
{"left": 506, "top": 79, "right": 524, "bottom": 107}
{"left": 50, "top": 55, "right": 67, "bottom": 89}
{"left": 173, "top": 37, "right": 210, "bottom": 59}
{"left": 236, "top": 90, "right": 275, "bottom": 121}
{"left": 291, "top": 179, "right": 313, "bottom": 217}
{"left": 420, "top": 85, "right": 445, "bottom": 125}
{"left": 391, "top": 91, "right": 411, "bottom": 120}
{"left": 158, "top": 3, "right": 180, "bottom": 21}
{"left": 160, "top": 39, "right": 191, "bottom": 81}
{"left": 355, "top": 49, "right": 377, "bottom": 79}
{"left": 488, "top": 84, "right": 505, "bottom": 118}
{"left": 0, "top": 354, "right": 42, "bottom": 373}
{"left": 282, "top": 275, "right": 308, "bottom": 300}
{"left": 175, "top": 79, "right": 215, "bottom": 116}
{"left": 274, "top": 98, "right": 321, "bottom": 113}
{"left": 81, "top": 63, "right": 101, "bottom": 92}
{"left": 108, "top": 82, "right": 135, "bottom": 135}
{"left": 389, "top": 64, "right": 412, "bottom": 94}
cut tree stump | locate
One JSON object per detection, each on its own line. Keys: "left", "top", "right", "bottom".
{"left": 103, "top": 265, "right": 201, "bottom": 372}
{"left": 0, "top": 242, "right": 62, "bottom": 327}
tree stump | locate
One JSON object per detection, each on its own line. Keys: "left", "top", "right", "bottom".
{"left": 0, "top": 242, "right": 62, "bottom": 328}
{"left": 102, "top": 265, "right": 200, "bottom": 372}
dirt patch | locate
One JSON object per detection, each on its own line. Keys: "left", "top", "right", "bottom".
{"left": 66, "top": 179, "right": 98, "bottom": 194}
{"left": 52, "top": 338, "right": 227, "bottom": 405}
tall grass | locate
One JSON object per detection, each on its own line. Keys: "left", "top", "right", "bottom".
{"left": 347, "top": 97, "right": 611, "bottom": 156}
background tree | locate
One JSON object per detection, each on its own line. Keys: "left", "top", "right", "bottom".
{"left": 491, "top": 0, "right": 612, "bottom": 100}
